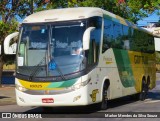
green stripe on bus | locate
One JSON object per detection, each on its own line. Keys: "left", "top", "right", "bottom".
{"left": 47, "top": 78, "right": 78, "bottom": 88}
{"left": 60, "top": 78, "right": 78, "bottom": 87}
{"left": 113, "top": 49, "right": 135, "bottom": 87}
{"left": 47, "top": 81, "right": 64, "bottom": 88}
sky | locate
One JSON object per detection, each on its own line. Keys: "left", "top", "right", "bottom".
{"left": 137, "top": 10, "right": 160, "bottom": 26}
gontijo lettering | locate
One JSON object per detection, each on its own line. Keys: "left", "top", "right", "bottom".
{"left": 134, "top": 55, "right": 148, "bottom": 64}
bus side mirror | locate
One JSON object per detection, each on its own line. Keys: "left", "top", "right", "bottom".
{"left": 155, "top": 37, "right": 160, "bottom": 51}
{"left": 4, "top": 32, "right": 19, "bottom": 54}
{"left": 83, "top": 27, "right": 95, "bottom": 50}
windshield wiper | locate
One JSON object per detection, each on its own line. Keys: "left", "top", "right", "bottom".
{"left": 48, "top": 58, "right": 66, "bottom": 80}
{"left": 29, "top": 57, "right": 46, "bottom": 81}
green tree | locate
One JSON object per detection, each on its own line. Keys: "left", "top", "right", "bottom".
{"left": 0, "top": 0, "right": 31, "bottom": 86}
{"left": 37, "top": 0, "right": 160, "bottom": 23}
{"left": 127, "top": 0, "right": 160, "bottom": 23}
{"left": 0, "top": 0, "right": 50, "bottom": 85}
{"left": 0, "top": 20, "right": 18, "bottom": 86}
{"left": 0, "top": 0, "right": 31, "bottom": 22}
{"left": 78, "top": 0, "right": 160, "bottom": 23}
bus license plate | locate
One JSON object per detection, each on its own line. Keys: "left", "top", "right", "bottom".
{"left": 42, "top": 98, "right": 54, "bottom": 103}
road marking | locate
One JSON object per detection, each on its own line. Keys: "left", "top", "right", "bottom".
{"left": 144, "top": 100, "right": 160, "bottom": 104}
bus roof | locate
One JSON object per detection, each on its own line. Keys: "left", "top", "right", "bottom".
{"left": 23, "top": 7, "right": 103, "bottom": 23}
{"left": 23, "top": 7, "right": 155, "bottom": 36}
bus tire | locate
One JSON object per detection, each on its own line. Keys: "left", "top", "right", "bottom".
{"left": 139, "top": 78, "right": 148, "bottom": 101}
{"left": 99, "top": 83, "right": 108, "bottom": 110}
{"left": 147, "top": 76, "right": 150, "bottom": 88}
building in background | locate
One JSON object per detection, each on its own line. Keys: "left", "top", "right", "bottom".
{"left": 141, "top": 22, "right": 160, "bottom": 37}
{"left": 140, "top": 20, "right": 160, "bottom": 71}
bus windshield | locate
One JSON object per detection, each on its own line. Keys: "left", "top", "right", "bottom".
{"left": 17, "top": 21, "right": 86, "bottom": 79}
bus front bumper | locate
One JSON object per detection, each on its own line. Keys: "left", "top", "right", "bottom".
{"left": 15, "top": 86, "right": 93, "bottom": 107}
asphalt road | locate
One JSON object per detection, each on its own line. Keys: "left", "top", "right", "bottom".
{"left": 0, "top": 73, "right": 160, "bottom": 121}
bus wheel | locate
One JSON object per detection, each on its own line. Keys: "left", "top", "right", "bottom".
{"left": 99, "top": 84, "right": 108, "bottom": 110}
{"left": 139, "top": 78, "right": 148, "bottom": 101}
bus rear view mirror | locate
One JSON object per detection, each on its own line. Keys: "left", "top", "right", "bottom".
{"left": 83, "top": 27, "right": 95, "bottom": 50}
{"left": 4, "top": 32, "right": 19, "bottom": 54}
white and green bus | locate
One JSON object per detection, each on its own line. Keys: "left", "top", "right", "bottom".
{"left": 5, "top": 7, "right": 157, "bottom": 110}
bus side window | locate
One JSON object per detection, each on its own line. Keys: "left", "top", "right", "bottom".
{"left": 102, "top": 19, "right": 113, "bottom": 53}
{"left": 112, "top": 22, "right": 123, "bottom": 49}
{"left": 122, "top": 25, "right": 131, "bottom": 50}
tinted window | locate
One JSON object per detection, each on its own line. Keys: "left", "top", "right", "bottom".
{"left": 86, "top": 17, "right": 102, "bottom": 66}
{"left": 103, "top": 19, "right": 113, "bottom": 53}
{"left": 102, "top": 18, "right": 154, "bottom": 53}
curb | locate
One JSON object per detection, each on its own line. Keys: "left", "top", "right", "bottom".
{"left": 0, "top": 85, "right": 15, "bottom": 88}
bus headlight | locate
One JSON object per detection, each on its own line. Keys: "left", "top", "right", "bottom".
{"left": 16, "top": 84, "right": 27, "bottom": 92}
{"left": 66, "top": 78, "right": 91, "bottom": 90}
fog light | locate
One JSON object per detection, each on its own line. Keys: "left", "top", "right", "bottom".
{"left": 19, "top": 97, "right": 25, "bottom": 103}
{"left": 73, "top": 95, "right": 81, "bottom": 102}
